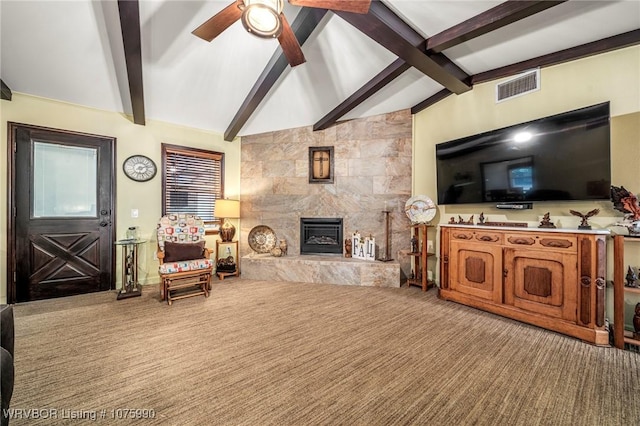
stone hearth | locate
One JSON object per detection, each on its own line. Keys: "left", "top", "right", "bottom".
{"left": 242, "top": 254, "right": 400, "bottom": 287}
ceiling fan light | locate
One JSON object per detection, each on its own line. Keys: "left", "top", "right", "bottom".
{"left": 241, "top": 0, "right": 283, "bottom": 38}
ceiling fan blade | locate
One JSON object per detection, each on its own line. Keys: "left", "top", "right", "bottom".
{"left": 278, "top": 14, "right": 306, "bottom": 67}
{"left": 192, "top": 1, "right": 243, "bottom": 42}
{"left": 288, "top": 0, "right": 371, "bottom": 14}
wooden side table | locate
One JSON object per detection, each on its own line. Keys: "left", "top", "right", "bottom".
{"left": 216, "top": 240, "right": 240, "bottom": 280}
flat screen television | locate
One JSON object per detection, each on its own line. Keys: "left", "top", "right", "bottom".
{"left": 435, "top": 102, "right": 611, "bottom": 206}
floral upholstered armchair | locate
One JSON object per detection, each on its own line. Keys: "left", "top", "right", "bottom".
{"left": 156, "top": 214, "right": 214, "bottom": 305}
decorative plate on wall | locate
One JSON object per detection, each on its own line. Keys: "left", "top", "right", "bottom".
{"left": 405, "top": 195, "right": 437, "bottom": 224}
{"left": 248, "top": 225, "right": 277, "bottom": 253}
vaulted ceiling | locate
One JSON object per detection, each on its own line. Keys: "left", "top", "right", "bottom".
{"left": 2, "top": 1, "right": 639, "bottom": 141}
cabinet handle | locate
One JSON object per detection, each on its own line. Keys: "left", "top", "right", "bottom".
{"left": 453, "top": 233, "right": 472, "bottom": 240}
{"left": 503, "top": 269, "right": 508, "bottom": 278}
{"left": 477, "top": 235, "right": 498, "bottom": 242}
{"left": 508, "top": 237, "right": 535, "bottom": 245}
{"left": 540, "top": 239, "right": 573, "bottom": 248}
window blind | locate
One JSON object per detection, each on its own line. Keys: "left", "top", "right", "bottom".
{"left": 162, "top": 144, "right": 224, "bottom": 222}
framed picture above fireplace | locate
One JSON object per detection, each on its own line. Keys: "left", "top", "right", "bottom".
{"left": 309, "top": 146, "right": 334, "bottom": 184}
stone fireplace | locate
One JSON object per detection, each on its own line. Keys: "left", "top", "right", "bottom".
{"left": 300, "top": 218, "right": 343, "bottom": 255}
{"left": 240, "top": 109, "right": 414, "bottom": 284}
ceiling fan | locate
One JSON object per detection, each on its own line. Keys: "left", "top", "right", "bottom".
{"left": 192, "top": 0, "right": 372, "bottom": 67}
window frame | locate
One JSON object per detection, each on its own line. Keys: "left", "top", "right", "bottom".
{"left": 161, "top": 143, "right": 225, "bottom": 235}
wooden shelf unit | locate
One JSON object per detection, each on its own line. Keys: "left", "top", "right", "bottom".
{"left": 406, "top": 224, "right": 435, "bottom": 291}
{"left": 613, "top": 234, "right": 640, "bottom": 349}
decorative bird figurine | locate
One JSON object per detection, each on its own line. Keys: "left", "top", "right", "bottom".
{"left": 610, "top": 185, "right": 640, "bottom": 221}
{"left": 569, "top": 208, "right": 600, "bottom": 230}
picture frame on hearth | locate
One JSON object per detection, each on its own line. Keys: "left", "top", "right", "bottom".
{"left": 309, "top": 146, "right": 334, "bottom": 184}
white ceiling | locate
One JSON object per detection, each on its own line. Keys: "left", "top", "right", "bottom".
{"left": 2, "top": 1, "right": 639, "bottom": 138}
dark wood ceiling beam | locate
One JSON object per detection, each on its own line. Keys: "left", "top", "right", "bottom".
{"left": 335, "top": 2, "right": 471, "bottom": 95}
{"left": 224, "top": 8, "right": 327, "bottom": 141}
{"left": 1, "top": 79, "right": 12, "bottom": 101}
{"left": 316, "top": 0, "right": 566, "bottom": 130}
{"left": 472, "top": 29, "right": 640, "bottom": 85}
{"left": 118, "top": 0, "right": 145, "bottom": 125}
{"left": 427, "top": 1, "right": 567, "bottom": 53}
{"left": 410, "top": 89, "right": 452, "bottom": 115}
{"left": 313, "top": 58, "right": 411, "bottom": 131}
{"left": 313, "top": 0, "right": 563, "bottom": 131}
{"left": 412, "top": 29, "right": 640, "bottom": 115}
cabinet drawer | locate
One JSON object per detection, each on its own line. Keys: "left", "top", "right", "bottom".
{"left": 473, "top": 231, "right": 503, "bottom": 244}
{"left": 450, "top": 230, "right": 502, "bottom": 244}
{"left": 505, "top": 234, "right": 576, "bottom": 252}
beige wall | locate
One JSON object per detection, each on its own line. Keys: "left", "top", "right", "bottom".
{"left": 414, "top": 45, "right": 640, "bottom": 225}
{"left": 0, "top": 94, "right": 241, "bottom": 303}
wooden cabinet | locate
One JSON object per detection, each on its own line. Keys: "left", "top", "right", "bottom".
{"left": 450, "top": 239, "right": 502, "bottom": 303}
{"left": 440, "top": 225, "right": 608, "bottom": 345}
{"left": 613, "top": 235, "right": 640, "bottom": 349}
{"left": 407, "top": 224, "right": 435, "bottom": 291}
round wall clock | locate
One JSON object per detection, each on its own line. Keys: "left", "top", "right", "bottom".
{"left": 123, "top": 155, "right": 157, "bottom": 182}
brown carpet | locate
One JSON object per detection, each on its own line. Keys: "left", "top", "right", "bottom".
{"left": 8, "top": 280, "right": 640, "bottom": 425}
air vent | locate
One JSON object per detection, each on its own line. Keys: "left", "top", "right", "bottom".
{"left": 496, "top": 69, "right": 540, "bottom": 103}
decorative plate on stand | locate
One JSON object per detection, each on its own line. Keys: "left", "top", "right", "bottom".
{"left": 405, "top": 195, "right": 437, "bottom": 224}
{"left": 248, "top": 225, "right": 277, "bottom": 253}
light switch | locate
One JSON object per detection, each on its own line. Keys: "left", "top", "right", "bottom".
{"left": 131, "top": 209, "right": 139, "bottom": 218}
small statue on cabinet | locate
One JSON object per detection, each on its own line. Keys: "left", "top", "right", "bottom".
{"left": 569, "top": 208, "right": 600, "bottom": 230}
{"left": 479, "top": 212, "right": 485, "bottom": 224}
{"left": 448, "top": 217, "right": 456, "bottom": 224}
{"left": 538, "top": 212, "right": 556, "bottom": 228}
{"left": 457, "top": 215, "right": 474, "bottom": 225}
{"left": 625, "top": 266, "right": 638, "bottom": 288}
{"left": 344, "top": 238, "right": 352, "bottom": 258}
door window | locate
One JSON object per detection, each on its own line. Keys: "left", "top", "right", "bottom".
{"left": 33, "top": 141, "right": 97, "bottom": 217}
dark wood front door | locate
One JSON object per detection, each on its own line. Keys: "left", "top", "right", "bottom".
{"left": 9, "top": 123, "right": 116, "bottom": 302}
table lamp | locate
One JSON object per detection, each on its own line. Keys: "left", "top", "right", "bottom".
{"left": 215, "top": 199, "right": 240, "bottom": 242}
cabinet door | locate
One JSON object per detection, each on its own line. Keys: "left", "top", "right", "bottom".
{"left": 450, "top": 240, "right": 502, "bottom": 303}
{"left": 504, "top": 248, "right": 577, "bottom": 322}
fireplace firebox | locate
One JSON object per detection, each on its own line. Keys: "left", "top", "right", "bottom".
{"left": 300, "top": 218, "right": 343, "bottom": 255}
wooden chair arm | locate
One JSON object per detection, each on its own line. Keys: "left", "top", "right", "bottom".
{"left": 157, "top": 250, "right": 165, "bottom": 264}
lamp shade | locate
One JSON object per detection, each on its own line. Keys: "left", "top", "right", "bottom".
{"left": 216, "top": 199, "right": 240, "bottom": 242}
{"left": 215, "top": 199, "right": 240, "bottom": 219}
